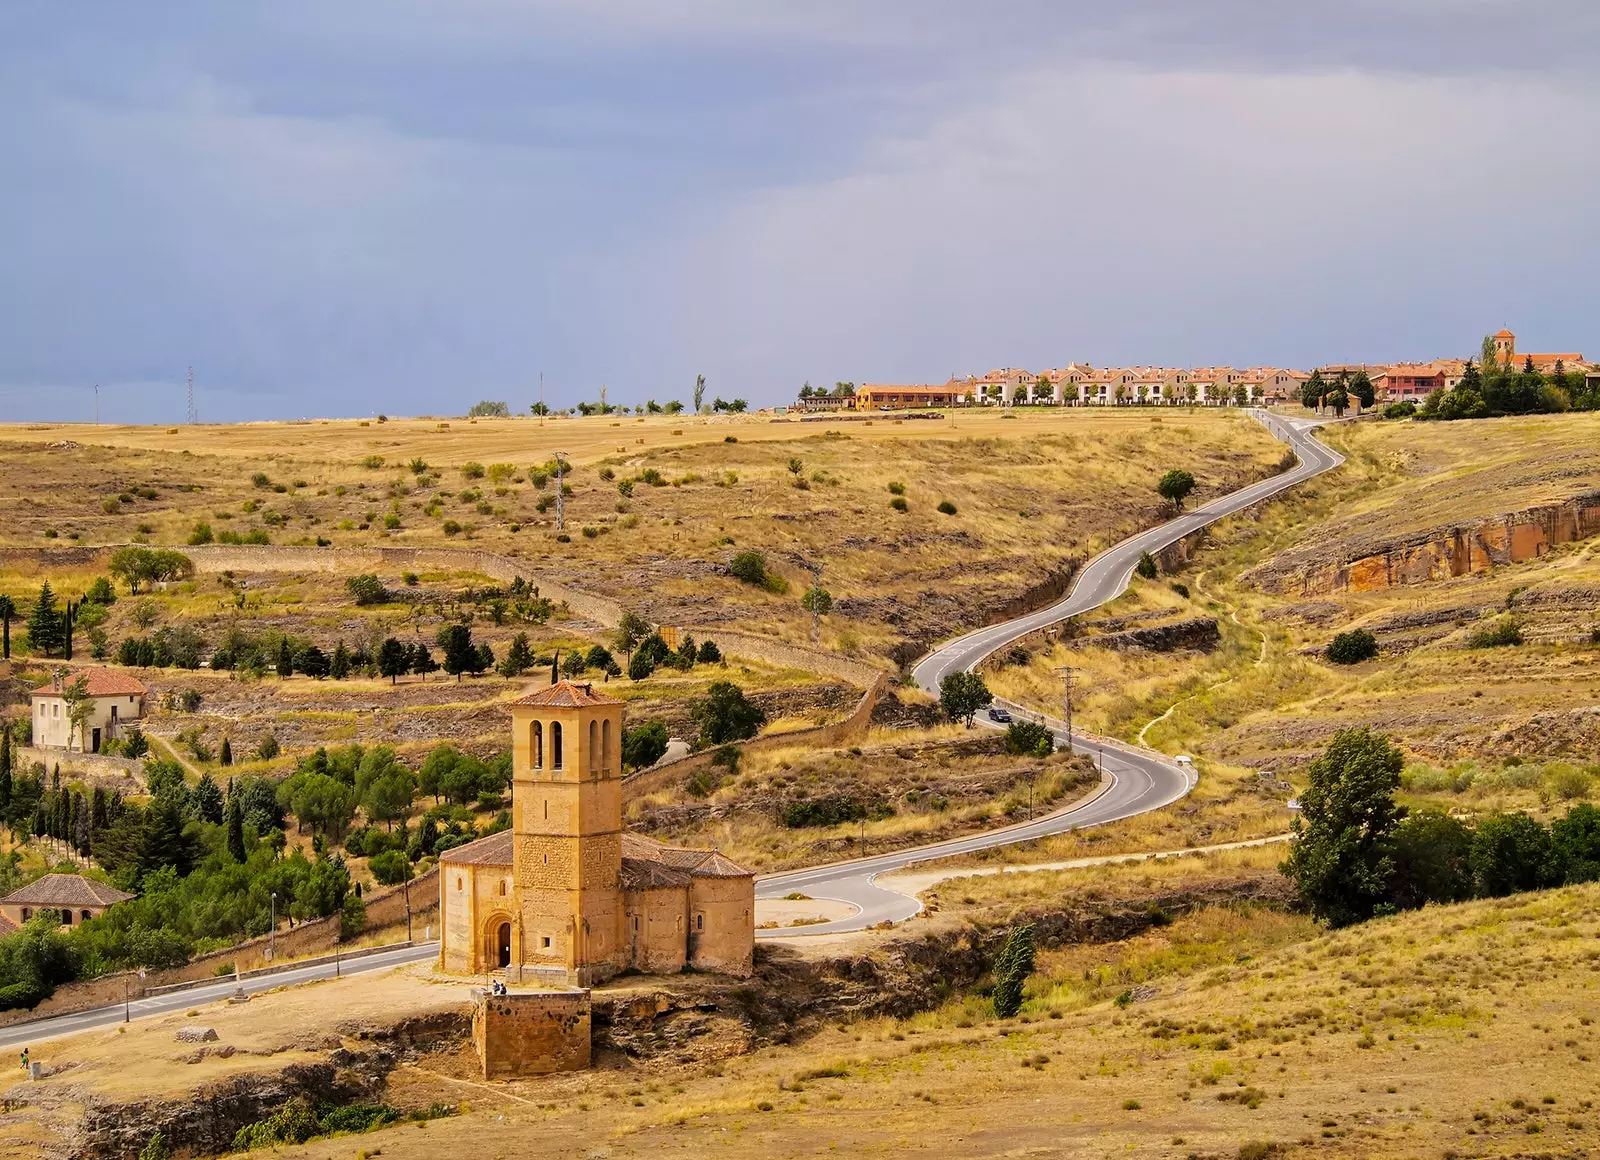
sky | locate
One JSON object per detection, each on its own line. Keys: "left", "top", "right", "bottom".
{"left": 3, "top": 1, "right": 1598, "bottom": 423}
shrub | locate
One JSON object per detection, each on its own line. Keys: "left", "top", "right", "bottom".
{"left": 889, "top": 497, "right": 908, "bottom": 512}
{"left": 728, "top": 550, "right": 770, "bottom": 586}
{"left": 1466, "top": 617, "right": 1523, "bottom": 648}
{"left": 1326, "top": 628, "right": 1378, "bottom": 664}
{"left": 696, "top": 639, "right": 722, "bottom": 664}
{"left": 1135, "top": 551, "right": 1158, "bottom": 579}
{"left": 460, "top": 461, "right": 486, "bottom": 479}
{"left": 1005, "top": 720, "right": 1054, "bottom": 758}
{"left": 936, "top": 500, "right": 957, "bottom": 515}
{"left": 346, "top": 574, "right": 389, "bottom": 606}
{"left": 781, "top": 796, "right": 868, "bottom": 828}
{"left": 187, "top": 522, "right": 214, "bottom": 545}
{"left": 1383, "top": 400, "right": 1417, "bottom": 419}
{"left": 621, "top": 720, "right": 670, "bottom": 770}
{"left": 369, "top": 850, "right": 413, "bottom": 885}
{"left": 991, "top": 922, "right": 1035, "bottom": 1017}
{"left": 691, "top": 681, "right": 765, "bottom": 746}
{"left": 1471, "top": 812, "right": 1559, "bottom": 897}
{"left": 887, "top": 481, "right": 905, "bottom": 496}
{"left": 360, "top": 454, "right": 385, "bottom": 469}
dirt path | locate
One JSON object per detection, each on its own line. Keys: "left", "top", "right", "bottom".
{"left": 146, "top": 731, "right": 205, "bottom": 782}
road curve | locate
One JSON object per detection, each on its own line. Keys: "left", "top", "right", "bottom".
{"left": 757, "top": 412, "right": 1341, "bottom": 936}
{"left": 0, "top": 942, "right": 439, "bottom": 1049}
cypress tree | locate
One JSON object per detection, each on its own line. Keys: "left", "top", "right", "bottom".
{"left": 0, "top": 721, "right": 11, "bottom": 810}
{"left": 225, "top": 793, "right": 246, "bottom": 863}
{"left": 991, "top": 922, "right": 1036, "bottom": 1018}
{"left": 220, "top": 737, "right": 233, "bottom": 766}
{"left": 330, "top": 642, "right": 351, "bottom": 681}
{"left": 277, "top": 637, "right": 294, "bottom": 679}
{"left": 0, "top": 593, "right": 14, "bottom": 659}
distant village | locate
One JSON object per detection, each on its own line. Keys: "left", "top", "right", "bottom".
{"left": 800, "top": 329, "right": 1595, "bottom": 412}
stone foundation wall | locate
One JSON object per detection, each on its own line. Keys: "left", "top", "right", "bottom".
{"left": 472, "top": 988, "right": 591, "bottom": 1078}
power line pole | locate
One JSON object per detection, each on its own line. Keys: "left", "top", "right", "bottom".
{"left": 539, "top": 371, "right": 545, "bottom": 428}
{"left": 1053, "top": 664, "right": 1074, "bottom": 751}
{"left": 93, "top": 384, "right": 99, "bottom": 425}
{"left": 186, "top": 366, "right": 196, "bottom": 424}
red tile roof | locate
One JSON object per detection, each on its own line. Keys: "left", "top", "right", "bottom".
{"left": 0, "top": 873, "right": 133, "bottom": 909}
{"left": 509, "top": 680, "right": 623, "bottom": 708}
{"left": 1494, "top": 329, "right": 1515, "bottom": 339}
{"left": 438, "top": 831, "right": 512, "bottom": 866}
{"left": 31, "top": 668, "right": 148, "bottom": 699}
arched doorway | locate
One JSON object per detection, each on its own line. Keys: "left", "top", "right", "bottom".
{"left": 496, "top": 921, "right": 511, "bottom": 968}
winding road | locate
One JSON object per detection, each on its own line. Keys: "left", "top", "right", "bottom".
{"left": 754, "top": 411, "right": 1341, "bottom": 936}
{"left": 5, "top": 412, "right": 1339, "bottom": 1042}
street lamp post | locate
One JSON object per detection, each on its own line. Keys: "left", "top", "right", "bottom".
{"left": 405, "top": 879, "right": 412, "bottom": 943}
{"left": 269, "top": 892, "right": 277, "bottom": 963}
{"left": 334, "top": 933, "right": 341, "bottom": 979}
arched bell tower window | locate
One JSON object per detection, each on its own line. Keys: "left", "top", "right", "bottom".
{"left": 530, "top": 720, "right": 543, "bottom": 770}
{"left": 551, "top": 722, "right": 563, "bottom": 770}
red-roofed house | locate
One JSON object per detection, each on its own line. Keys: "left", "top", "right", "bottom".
{"left": 30, "top": 668, "right": 147, "bottom": 752}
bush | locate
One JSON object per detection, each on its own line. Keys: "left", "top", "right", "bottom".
{"left": 696, "top": 639, "right": 722, "bottom": 664}
{"left": 1326, "top": 628, "right": 1378, "bottom": 664}
{"left": 728, "top": 550, "right": 769, "bottom": 586}
{"left": 1465, "top": 617, "right": 1523, "bottom": 648}
{"left": 889, "top": 496, "right": 908, "bottom": 512}
{"left": 369, "top": 849, "right": 413, "bottom": 885}
{"left": 621, "top": 720, "right": 671, "bottom": 770}
{"left": 1471, "top": 813, "right": 1559, "bottom": 897}
{"left": 1135, "top": 551, "right": 1158, "bottom": 579}
{"left": 887, "top": 481, "right": 905, "bottom": 495}
{"left": 780, "top": 796, "right": 869, "bottom": 828}
{"left": 1383, "top": 400, "right": 1417, "bottom": 419}
{"left": 936, "top": 500, "right": 957, "bottom": 515}
{"left": 1005, "top": 720, "right": 1054, "bottom": 758}
{"left": 691, "top": 681, "right": 765, "bottom": 746}
{"left": 345, "top": 574, "right": 389, "bottom": 606}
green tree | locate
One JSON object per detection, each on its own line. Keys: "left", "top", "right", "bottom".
{"left": 938, "top": 671, "right": 992, "bottom": 727}
{"left": 614, "top": 610, "right": 651, "bottom": 657}
{"left": 377, "top": 638, "right": 409, "bottom": 685}
{"left": 25, "top": 583, "right": 64, "bottom": 657}
{"left": 297, "top": 645, "right": 329, "bottom": 680}
{"left": 693, "top": 374, "right": 706, "bottom": 413}
{"left": 363, "top": 769, "right": 416, "bottom": 830}
{"left": 1300, "top": 369, "right": 1326, "bottom": 409}
{"left": 345, "top": 574, "right": 388, "bottom": 606}
{"left": 281, "top": 772, "right": 356, "bottom": 839}
{"left": 691, "top": 682, "right": 766, "bottom": 746}
{"left": 369, "top": 849, "right": 413, "bottom": 885}
{"left": 0, "top": 721, "right": 11, "bottom": 810}
{"left": 1280, "top": 727, "right": 1404, "bottom": 927}
{"left": 1005, "top": 720, "right": 1054, "bottom": 758}
{"left": 330, "top": 642, "right": 351, "bottom": 680}
{"left": 257, "top": 733, "right": 280, "bottom": 761}
{"left": 1135, "top": 551, "right": 1158, "bottom": 579}
{"left": 225, "top": 793, "right": 247, "bottom": 862}
{"left": 1156, "top": 468, "right": 1195, "bottom": 510}
{"left": 0, "top": 594, "right": 14, "bottom": 659}
{"left": 276, "top": 636, "right": 294, "bottom": 680}
{"left": 1552, "top": 803, "right": 1600, "bottom": 883}
{"left": 621, "top": 720, "right": 671, "bottom": 771}
{"left": 418, "top": 745, "right": 460, "bottom": 803}
{"left": 436, "top": 623, "right": 476, "bottom": 681}
{"left": 991, "top": 922, "right": 1036, "bottom": 1018}
{"left": 728, "top": 551, "right": 769, "bottom": 586}
{"left": 498, "top": 632, "right": 535, "bottom": 677}
{"left": 1388, "top": 809, "right": 1473, "bottom": 910}
{"left": 1470, "top": 813, "right": 1559, "bottom": 898}
{"left": 193, "top": 773, "right": 224, "bottom": 824}
{"left": 219, "top": 737, "right": 233, "bottom": 766}
{"left": 1348, "top": 370, "right": 1375, "bottom": 409}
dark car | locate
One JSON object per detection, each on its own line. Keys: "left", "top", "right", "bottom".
{"left": 987, "top": 707, "right": 1012, "bottom": 723}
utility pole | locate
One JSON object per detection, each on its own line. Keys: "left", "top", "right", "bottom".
{"left": 1053, "top": 664, "right": 1074, "bottom": 751}
{"left": 539, "top": 371, "right": 545, "bottom": 428}
{"left": 186, "top": 366, "right": 195, "bottom": 425}
{"left": 553, "top": 451, "right": 567, "bottom": 532}
{"left": 94, "top": 384, "right": 99, "bottom": 425}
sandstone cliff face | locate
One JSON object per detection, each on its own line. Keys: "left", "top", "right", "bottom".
{"left": 1248, "top": 490, "right": 1600, "bottom": 595}
{"left": 1091, "top": 617, "right": 1220, "bottom": 654}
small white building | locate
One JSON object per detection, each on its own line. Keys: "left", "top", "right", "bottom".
{"left": 30, "top": 668, "right": 148, "bottom": 752}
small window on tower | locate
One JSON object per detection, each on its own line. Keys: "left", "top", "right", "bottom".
{"left": 541, "top": 936, "right": 551, "bottom": 949}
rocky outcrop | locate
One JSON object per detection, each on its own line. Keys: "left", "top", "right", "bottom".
{"left": 1091, "top": 617, "right": 1220, "bottom": 653}
{"left": 1248, "top": 490, "right": 1600, "bottom": 595}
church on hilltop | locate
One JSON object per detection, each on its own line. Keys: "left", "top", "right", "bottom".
{"left": 438, "top": 680, "right": 755, "bottom": 985}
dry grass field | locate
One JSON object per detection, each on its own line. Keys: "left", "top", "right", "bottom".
{"left": 20, "top": 879, "right": 1600, "bottom": 1160}
{"left": 0, "top": 409, "right": 1284, "bottom": 660}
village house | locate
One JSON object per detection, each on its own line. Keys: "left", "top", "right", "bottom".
{"left": 854, "top": 383, "right": 967, "bottom": 410}
{"left": 439, "top": 680, "right": 755, "bottom": 985}
{"left": 29, "top": 668, "right": 147, "bottom": 753}
{"left": 0, "top": 873, "right": 133, "bottom": 928}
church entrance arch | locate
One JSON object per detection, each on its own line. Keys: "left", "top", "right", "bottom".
{"left": 496, "top": 921, "right": 511, "bottom": 968}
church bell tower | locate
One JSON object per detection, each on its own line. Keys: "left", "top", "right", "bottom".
{"left": 507, "top": 680, "right": 625, "bottom": 986}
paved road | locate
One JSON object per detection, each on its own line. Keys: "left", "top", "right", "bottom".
{"left": 757, "top": 412, "right": 1341, "bottom": 937}
{"left": 0, "top": 942, "right": 439, "bottom": 1049}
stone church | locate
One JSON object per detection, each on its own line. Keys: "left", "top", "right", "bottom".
{"left": 438, "top": 680, "right": 755, "bottom": 985}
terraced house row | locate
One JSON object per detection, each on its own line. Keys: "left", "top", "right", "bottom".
{"left": 800, "top": 330, "right": 1595, "bottom": 412}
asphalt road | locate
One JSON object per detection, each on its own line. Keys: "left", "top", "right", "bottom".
{"left": 757, "top": 412, "right": 1341, "bottom": 937}
{"left": 0, "top": 941, "right": 439, "bottom": 1049}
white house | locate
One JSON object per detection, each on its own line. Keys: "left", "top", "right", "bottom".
{"left": 30, "top": 668, "right": 148, "bottom": 752}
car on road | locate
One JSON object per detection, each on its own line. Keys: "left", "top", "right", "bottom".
{"left": 988, "top": 707, "right": 1012, "bottom": 723}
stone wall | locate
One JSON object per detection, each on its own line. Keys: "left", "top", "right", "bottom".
{"left": 472, "top": 988, "right": 591, "bottom": 1078}
{"left": 622, "top": 671, "right": 888, "bottom": 798}
{"left": 17, "top": 746, "right": 146, "bottom": 789}
{"left": 1249, "top": 491, "right": 1600, "bottom": 596}
{"left": 679, "top": 626, "right": 886, "bottom": 689}
{"left": 1091, "top": 617, "right": 1220, "bottom": 654}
